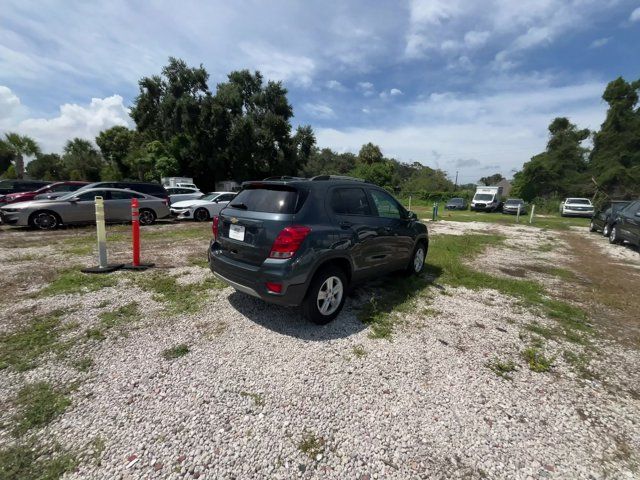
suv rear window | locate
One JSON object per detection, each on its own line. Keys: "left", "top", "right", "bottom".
{"left": 231, "top": 186, "right": 302, "bottom": 214}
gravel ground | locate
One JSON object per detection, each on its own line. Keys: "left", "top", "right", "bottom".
{"left": 1, "top": 221, "right": 639, "bottom": 479}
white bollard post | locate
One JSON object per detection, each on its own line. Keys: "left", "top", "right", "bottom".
{"left": 408, "top": 195, "right": 412, "bottom": 212}
{"left": 517, "top": 204, "right": 521, "bottom": 223}
{"left": 81, "top": 196, "right": 124, "bottom": 274}
{"left": 529, "top": 204, "right": 535, "bottom": 224}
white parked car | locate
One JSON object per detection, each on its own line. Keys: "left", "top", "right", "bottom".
{"left": 560, "top": 198, "right": 594, "bottom": 217}
{"left": 167, "top": 187, "right": 203, "bottom": 203}
{"left": 170, "top": 191, "right": 236, "bottom": 222}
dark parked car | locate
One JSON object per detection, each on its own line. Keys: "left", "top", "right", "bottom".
{"left": 445, "top": 198, "right": 467, "bottom": 210}
{"left": 609, "top": 200, "right": 640, "bottom": 247}
{"left": 502, "top": 198, "right": 527, "bottom": 215}
{"left": 0, "top": 179, "right": 51, "bottom": 204}
{"left": 208, "top": 176, "right": 429, "bottom": 324}
{"left": 78, "top": 181, "right": 169, "bottom": 203}
{"left": 590, "top": 200, "right": 631, "bottom": 237}
{"left": 1, "top": 181, "right": 88, "bottom": 205}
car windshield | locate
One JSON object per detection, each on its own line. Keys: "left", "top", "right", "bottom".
{"left": 474, "top": 194, "right": 494, "bottom": 201}
{"left": 567, "top": 198, "right": 591, "bottom": 205}
{"left": 612, "top": 202, "right": 630, "bottom": 211}
{"left": 200, "top": 193, "right": 219, "bottom": 201}
{"left": 448, "top": 198, "right": 463, "bottom": 204}
{"left": 505, "top": 199, "right": 523, "bottom": 205}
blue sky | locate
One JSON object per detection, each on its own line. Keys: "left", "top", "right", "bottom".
{"left": 1, "top": 0, "right": 639, "bottom": 183}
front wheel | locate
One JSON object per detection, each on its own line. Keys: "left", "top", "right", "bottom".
{"left": 194, "top": 208, "right": 209, "bottom": 222}
{"left": 30, "top": 211, "right": 60, "bottom": 230}
{"left": 138, "top": 208, "right": 156, "bottom": 226}
{"left": 303, "top": 267, "right": 347, "bottom": 325}
{"left": 405, "top": 242, "right": 426, "bottom": 276}
{"left": 603, "top": 224, "right": 611, "bottom": 237}
{"left": 589, "top": 220, "right": 597, "bottom": 232}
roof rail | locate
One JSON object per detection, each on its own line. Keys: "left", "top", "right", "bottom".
{"left": 311, "top": 175, "right": 367, "bottom": 183}
{"left": 262, "top": 176, "right": 307, "bottom": 181}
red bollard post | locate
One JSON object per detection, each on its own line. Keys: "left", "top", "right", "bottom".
{"left": 122, "top": 197, "right": 154, "bottom": 271}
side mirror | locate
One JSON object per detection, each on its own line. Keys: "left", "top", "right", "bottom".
{"left": 407, "top": 211, "right": 418, "bottom": 221}
{"left": 69, "top": 196, "right": 80, "bottom": 202}
{"left": 635, "top": 211, "right": 640, "bottom": 217}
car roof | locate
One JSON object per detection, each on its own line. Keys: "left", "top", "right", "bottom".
{"left": 566, "top": 197, "right": 590, "bottom": 201}
{"left": 242, "top": 176, "right": 373, "bottom": 191}
{"left": 78, "top": 187, "right": 150, "bottom": 195}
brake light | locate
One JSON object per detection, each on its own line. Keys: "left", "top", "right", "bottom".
{"left": 269, "top": 225, "right": 311, "bottom": 259}
{"left": 266, "top": 282, "right": 282, "bottom": 293}
{"left": 212, "top": 216, "right": 219, "bottom": 239}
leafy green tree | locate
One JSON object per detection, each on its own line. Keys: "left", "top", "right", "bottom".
{"left": 25, "top": 153, "right": 66, "bottom": 180}
{"left": 511, "top": 117, "right": 590, "bottom": 201}
{"left": 0, "top": 140, "right": 15, "bottom": 176}
{"left": 125, "top": 140, "right": 178, "bottom": 181}
{"left": 96, "top": 126, "right": 139, "bottom": 178}
{"left": 402, "top": 165, "right": 454, "bottom": 194}
{"left": 299, "top": 148, "right": 357, "bottom": 177}
{"left": 358, "top": 142, "right": 384, "bottom": 164}
{"left": 479, "top": 173, "right": 505, "bottom": 186}
{"left": 589, "top": 77, "right": 640, "bottom": 197}
{"left": 1, "top": 133, "right": 41, "bottom": 179}
{"left": 350, "top": 159, "right": 395, "bottom": 187}
{"left": 61, "top": 139, "right": 105, "bottom": 181}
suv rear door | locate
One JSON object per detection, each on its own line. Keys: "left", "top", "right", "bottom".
{"left": 367, "top": 189, "right": 414, "bottom": 269}
{"left": 217, "top": 184, "right": 306, "bottom": 267}
{"left": 622, "top": 201, "right": 640, "bottom": 245}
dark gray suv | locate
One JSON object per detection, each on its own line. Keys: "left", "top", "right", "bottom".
{"left": 208, "top": 176, "right": 429, "bottom": 324}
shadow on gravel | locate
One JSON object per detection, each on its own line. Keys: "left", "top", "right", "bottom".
{"left": 228, "top": 265, "right": 444, "bottom": 341}
{"left": 228, "top": 291, "right": 367, "bottom": 341}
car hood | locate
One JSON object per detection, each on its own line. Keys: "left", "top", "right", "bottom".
{"left": 170, "top": 199, "right": 213, "bottom": 208}
{"left": 0, "top": 199, "right": 60, "bottom": 209}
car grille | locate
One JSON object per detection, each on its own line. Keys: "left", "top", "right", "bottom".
{"left": 475, "top": 203, "right": 486, "bottom": 208}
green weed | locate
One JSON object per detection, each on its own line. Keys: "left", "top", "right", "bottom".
{"left": 297, "top": 432, "right": 325, "bottom": 458}
{"left": 13, "top": 382, "right": 71, "bottom": 436}
{"left": 38, "top": 269, "right": 116, "bottom": 297}
{"left": 0, "top": 442, "right": 76, "bottom": 480}
{"left": 162, "top": 344, "right": 190, "bottom": 360}
{"left": 135, "top": 273, "right": 224, "bottom": 315}
{"left": 240, "top": 391, "right": 265, "bottom": 407}
{"left": 487, "top": 358, "right": 518, "bottom": 380}
{"left": 522, "top": 347, "right": 554, "bottom": 373}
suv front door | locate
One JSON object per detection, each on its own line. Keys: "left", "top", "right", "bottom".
{"left": 367, "top": 189, "right": 414, "bottom": 269}
{"left": 622, "top": 201, "right": 640, "bottom": 245}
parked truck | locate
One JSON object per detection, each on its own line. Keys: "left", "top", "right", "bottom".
{"left": 470, "top": 186, "right": 504, "bottom": 212}
{"left": 161, "top": 177, "right": 198, "bottom": 190}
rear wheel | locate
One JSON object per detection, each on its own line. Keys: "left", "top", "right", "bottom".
{"left": 194, "top": 208, "right": 209, "bottom": 222}
{"left": 405, "top": 241, "right": 426, "bottom": 276}
{"left": 139, "top": 208, "right": 156, "bottom": 226}
{"left": 603, "top": 224, "right": 611, "bottom": 237}
{"left": 30, "top": 211, "right": 60, "bottom": 230}
{"left": 589, "top": 220, "right": 597, "bottom": 232}
{"left": 303, "top": 267, "right": 347, "bottom": 325}
{"left": 609, "top": 225, "right": 621, "bottom": 244}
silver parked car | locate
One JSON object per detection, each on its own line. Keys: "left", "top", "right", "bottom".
{"left": 166, "top": 187, "right": 203, "bottom": 203}
{"left": 0, "top": 188, "right": 170, "bottom": 230}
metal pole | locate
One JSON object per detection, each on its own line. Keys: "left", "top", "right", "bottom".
{"left": 95, "top": 196, "right": 108, "bottom": 268}
{"left": 517, "top": 204, "right": 521, "bottom": 223}
{"left": 408, "top": 195, "right": 412, "bottom": 212}
{"left": 131, "top": 198, "right": 140, "bottom": 267}
{"left": 529, "top": 204, "right": 535, "bottom": 224}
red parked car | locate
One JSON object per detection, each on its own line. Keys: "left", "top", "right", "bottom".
{"left": 0, "top": 181, "right": 89, "bottom": 206}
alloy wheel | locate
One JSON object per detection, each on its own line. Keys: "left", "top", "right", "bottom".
{"left": 414, "top": 247, "right": 425, "bottom": 273}
{"left": 316, "top": 276, "right": 344, "bottom": 316}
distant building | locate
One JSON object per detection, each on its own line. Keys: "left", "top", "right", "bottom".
{"left": 215, "top": 180, "right": 241, "bottom": 192}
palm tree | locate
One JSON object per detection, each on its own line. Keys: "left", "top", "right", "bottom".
{"left": 2, "top": 133, "right": 41, "bottom": 179}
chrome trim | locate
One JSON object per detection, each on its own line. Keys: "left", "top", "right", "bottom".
{"left": 213, "top": 271, "right": 260, "bottom": 298}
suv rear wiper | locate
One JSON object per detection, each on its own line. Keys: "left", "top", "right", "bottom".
{"left": 230, "top": 202, "right": 248, "bottom": 210}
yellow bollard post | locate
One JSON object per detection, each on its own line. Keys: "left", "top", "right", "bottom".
{"left": 81, "top": 196, "right": 124, "bottom": 274}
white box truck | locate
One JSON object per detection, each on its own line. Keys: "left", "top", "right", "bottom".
{"left": 470, "top": 186, "right": 504, "bottom": 212}
{"left": 161, "top": 177, "right": 198, "bottom": 190}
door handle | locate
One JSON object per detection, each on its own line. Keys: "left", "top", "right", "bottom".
{"left": 340, "top": 221, "right": 353, "bottom": 229}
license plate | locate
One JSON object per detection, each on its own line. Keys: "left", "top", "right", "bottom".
{"left": 229, "top": 224, "right": 245, "bottom": 241}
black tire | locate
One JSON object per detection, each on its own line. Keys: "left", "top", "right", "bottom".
{"left": 194, "top": 208, "right": 209, "bottom": 222}
{"left": 29, "top": 211, "right": 61, "bottom": 230}
{"left": 609, "top": 225, "right": 621, "bottom": 244}
{"left": 603, "top": 224, "right": 611, "bottom": 237}
{"left": 405, "top": 241, "right": 427, "bottom": 276}
{"left": 138, "top": 208, "right": 156, "bottom": 226}
{"left": 589, "top": 220, "right": 597, "bottom": 232}
{"left": 302, "top": 266, "right": 347, "bottom": 325}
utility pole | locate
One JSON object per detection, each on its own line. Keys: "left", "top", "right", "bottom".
{"left": 454, "top": 170, "right": 459, "bottom": 190}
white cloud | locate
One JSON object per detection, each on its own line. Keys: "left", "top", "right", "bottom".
{"left": 464, "top": 30, "right": 490, "bottom": 48}
{"left": 590, "top": 37, "right": 610, "bottom": 48}
{"left": 303, "top": 102, "right": 335, "bottom": 119}
{"left": 630, "top": 7, "right": 640, "bottom": 22}
{"left": 357, "top": 81, "right": 375, "bottom": 96}
{"left": 316, "top": 80, "right": 606, "bottom": 181}
{"left": 0, "top": 86, "right": 131, "bottom": 153}
{"left": 240, "top": 43, "right": 315, "bottom": 87}
{"left": 380, "top": 88, "right": 404, "bottom": 99}
{"left": 325, "top": 80, "right": 345, "bottom": 91}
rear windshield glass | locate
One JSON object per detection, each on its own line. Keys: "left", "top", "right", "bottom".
{"left": 567, "top": 199, "right": 590, "bottom": 204}
{"left": 230, "top": 186, "right": 301, "bottom": 214}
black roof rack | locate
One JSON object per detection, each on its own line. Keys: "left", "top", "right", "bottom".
{"left": 310, "top": 175, "right": 367, "bottom": 183}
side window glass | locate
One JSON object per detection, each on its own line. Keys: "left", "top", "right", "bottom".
{"left": 330, "top": 188, "right": 371, "bottom": 216}
{"left": 110, "top": 191, "right": 134, "bottom": 200}
{"left": 78, "top": 191, "right": 106, "bottom": 201}
{"left": 370, "top": 190, "right": 402, "bottom": 219}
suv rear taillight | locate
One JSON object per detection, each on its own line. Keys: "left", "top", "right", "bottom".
{"left": 269, "top": 226, "right": 311, "bottom": 259}
{"left": 212, "top": 216, "right": 219, "bottom": 239}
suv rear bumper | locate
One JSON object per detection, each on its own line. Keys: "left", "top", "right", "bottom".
{"left": 208, "top": 240, "right": 308, "bottom": 307}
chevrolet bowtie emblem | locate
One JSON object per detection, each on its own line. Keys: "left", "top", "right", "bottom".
{"left": 230, "top": 217, "right": 238, "bottom": 224}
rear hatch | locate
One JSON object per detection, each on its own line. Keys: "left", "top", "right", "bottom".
{"left": 216, "top": 183, "right": 308, "bottom": 266}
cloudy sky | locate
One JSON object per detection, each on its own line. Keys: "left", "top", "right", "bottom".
{"left": 1, "top": 0, "right": 639, "bottom": 182}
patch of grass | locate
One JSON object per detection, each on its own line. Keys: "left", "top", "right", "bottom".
{"left": 72, "top": 356, "right": 94, "bottom": 372}
{"left": 522, "top": 347, "right": 554, "bottom": 373}
{"left": 91, "top": 436, "right": 106, "bottom": 466}
{"left": 99, "top": 302, "right": 140, "bottom": 329}
{"left": 351, "top": 344, "right": 367, "bottom": 358}
{"left": 563, "top": 350, "right": 597, "bottom": 380}
{"left": 0, "top": 309, "right": 69, "bottom": 371}
{"left": 297, "top": 432, "right": 325, "bottom": 459}
{"left": 162, "top": 343, "right": 190, "bottom": 360}
{"left": 85, "top": 328, "right": 106, "bottom": 341}
{"left": 13, "top": 382, "right": 71, "bottom": 436}
{"left": 358, "top": 275, "right": 432, "bottom": 339}
{"left": 38, "top": 269, "right": 117, "bottom": 297}
{"left": 6, "top": 252, "right": 44, "bottom": 262}
{"left": 536, "top": 243, "right": 555, "bottom": 253}
{"left": 0, "top": 442, "right": 77, "bottom": 480}
{"left": 487, "top": 358, "right": 518, "bottom": 380}
{"left": 187, "top": 253, "right": 210, "bottom": 269}
{"left": 135, "top": 273, "right": 224, "bottom": 315}
{"left": 240, "top": 391, "right": 265, "bottom": 407}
